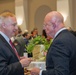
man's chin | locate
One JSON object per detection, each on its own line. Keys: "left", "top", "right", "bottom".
{"left": 12, "top": 34, "right": 15, "bottom": 37}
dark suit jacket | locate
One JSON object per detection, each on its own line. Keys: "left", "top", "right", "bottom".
{"left": 42, "top": 30, "right": 76, "bottom": 75}
{"left": 0, "top": 34, "right": 24, "bottom": 75}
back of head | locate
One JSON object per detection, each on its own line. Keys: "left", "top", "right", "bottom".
{"left": 33, "top": 27, "right": 38, "bottom": 35}
{"left": 18, "top": 26, "right": 22, "bottom": 34}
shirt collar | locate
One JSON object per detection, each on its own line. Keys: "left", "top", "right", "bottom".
{"left": 54, "top": 28, "right": 67, "bottom": 39}
{"left": 0, "top": 31, "right": 10, "bottom": 44}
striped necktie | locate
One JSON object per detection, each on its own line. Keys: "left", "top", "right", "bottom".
{"left": 9, "top": 40, "right": 20, "bottom": 60}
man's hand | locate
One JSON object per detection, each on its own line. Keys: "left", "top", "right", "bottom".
{"left": 20, "top": 56, "right": 26, "bottom": 60}
{"left": 31, "top": 67, "right": 40, "bottom": 75}
{"left": 20, "top": 57, "right": 32, "bottom": 67}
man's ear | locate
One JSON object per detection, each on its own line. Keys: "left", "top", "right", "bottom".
{"left": 51, "top": 18, "right": 56, "bottom": 29}
{"left": 2, "top": 23, "right": 6, "bottom": 28}
{"left": 52, "top": 23, "right": 56, "bottom": 29}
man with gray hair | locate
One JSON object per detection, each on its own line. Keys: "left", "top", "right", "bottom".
{"left": 0, "top": 11, "right": 32, "bottom": 75}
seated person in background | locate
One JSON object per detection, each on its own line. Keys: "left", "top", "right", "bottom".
{"left": 42, "top": 29, "right": 52, "bottom": 41}
{"left": 22, "top": 32, "right": 33, "bottom": 57}
{"left": 24, "top": 29, "right": 28, "bottom": 34}
{"left": 42, "top": 29, "right": 47, "bottom": 38}
{"left": 31, "top": 28, "right": 38, "bottom": 39}
{"left": 67, "top": 26, "right": 76, "bottom": 36}
{"left": 22, "top": 32, "right": 31, "bottom": 46}
{"left": 13, "top": 26, "right": 26, "bottom": 56}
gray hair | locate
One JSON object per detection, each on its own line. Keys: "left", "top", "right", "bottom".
{"left": 0, "top": 11, "right": 15, "bottom": 27}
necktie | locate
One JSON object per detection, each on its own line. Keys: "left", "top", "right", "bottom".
{"left": 9, "top": 40, "right": 20, "bottom": 60}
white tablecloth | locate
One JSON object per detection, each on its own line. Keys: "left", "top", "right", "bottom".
{"left": 27, "top": 61, "right": 46, "bottom": 70}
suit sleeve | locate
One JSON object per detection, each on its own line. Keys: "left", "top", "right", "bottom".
{"left": 0, "top": 46, "right": 24, "bottom": 75}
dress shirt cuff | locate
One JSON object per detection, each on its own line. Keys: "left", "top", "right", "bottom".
{"left": 39, "top": 70, "right": 43, "bottom": 75}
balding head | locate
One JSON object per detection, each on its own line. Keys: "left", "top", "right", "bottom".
{"left": 44, "top": 11, "right": 64, "bottom": 24}
{"left": 44, "top": 11, "right": 65, "bottom": 38}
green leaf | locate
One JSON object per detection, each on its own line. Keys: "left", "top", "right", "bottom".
{"left": 25, "top": 36, "right": 52, "bottom": 53}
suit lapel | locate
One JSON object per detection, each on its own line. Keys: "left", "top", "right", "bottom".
{"left": 48, "top": 30, "right": 68, "bottom": 52}
{"left": 0, "top": 34, "right": 19, "bottom": 60}
{"left": 54, "top": 29, "right": 68, "bottom": 40}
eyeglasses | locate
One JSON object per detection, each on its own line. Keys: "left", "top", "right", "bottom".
{"left": 12, "top": 23, "right": 17, "bottom": 27}
{"left": 43, "top": 22, "right": 52, "bottom": 28}
{"left": 43, "top": 22, "right": 55, "bottom": 28}
{"left": 43, "top": 24, "right": 51, "bottom": 27}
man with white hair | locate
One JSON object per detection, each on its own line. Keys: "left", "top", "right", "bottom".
{"left": 31, "top": 11, "right": 76, "bottom": 75}
{"left": 0, "top": 11, "right": 32, "bottom": 75}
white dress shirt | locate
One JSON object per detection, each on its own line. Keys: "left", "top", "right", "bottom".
{"left": 0, "top": 31, "right": 10, "bottom": 44}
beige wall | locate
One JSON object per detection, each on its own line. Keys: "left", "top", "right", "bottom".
{"left": 0, "top": 0, "right": 15, "bottom": 14}
{"left": 1, "top": 0, "right": 76, "bottom": 32}
{"left": 57, "top": 0, "right": 71, "bottom": 28}
{"left": 28, "top": 0, "right": 57, "bottom": 34}
{"left": 71, "top": 0, "right": 76, "bottom": 30}
{"left": 0, "top": 0, "right": 57, "bottom": 34}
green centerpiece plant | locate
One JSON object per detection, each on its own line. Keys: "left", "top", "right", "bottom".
{"left": 25, "top": 36, "right": 52, "bottom": 61}
{"left": 25, "top": 36, "right": 52, "bottom": 54}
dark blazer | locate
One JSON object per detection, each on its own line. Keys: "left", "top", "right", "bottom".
{"left": 42, "top": 30, "right": 76, "bottom": 75}
{"left": 0, "top": 34, "right": 24, "bottom": 75}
